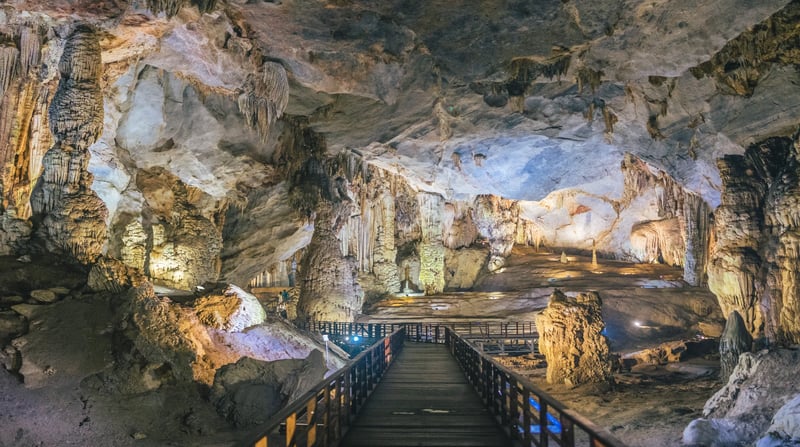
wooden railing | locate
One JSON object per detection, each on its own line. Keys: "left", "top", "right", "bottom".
{"left": 242, "top": 327, "right": 406, "bottom": 447}
{"left": 298, "top": 320, "right": 537, "bottom": 344}
{"left": 445, "top": 327, "right": 627, "bottom": 447}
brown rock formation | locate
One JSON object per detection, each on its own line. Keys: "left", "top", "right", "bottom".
{"left": 535, "top": 290, "right": 613, "bottom": 386}
{"left": 195, "top": 285, "right": 266, "bottom": 333}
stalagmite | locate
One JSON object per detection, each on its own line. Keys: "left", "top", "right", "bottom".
{"left": 417, "top": 192, "right": 445, "bottom": 294}
{"left": 719, "top": 310, "right": 752, "bottom": 381}
{"left": 536, "top": 290, "right": 613, "bottom": 386}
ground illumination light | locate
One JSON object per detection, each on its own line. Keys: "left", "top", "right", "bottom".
{"left": 634, "top": 321, "right": 642, "bottom": 327}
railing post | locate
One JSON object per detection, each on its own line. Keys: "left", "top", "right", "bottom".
{"left": 561, "top": 413, "right": 575, "bottom": 447}
{"left": 522, "top": 389, "right": 532, "bottom": 445}
{"left": 306, "top": 398, "right": 317, "bottom": 446}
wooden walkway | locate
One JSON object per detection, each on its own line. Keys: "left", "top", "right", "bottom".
{"left": 340, "top": 343, "right": 513, "bottom": 447}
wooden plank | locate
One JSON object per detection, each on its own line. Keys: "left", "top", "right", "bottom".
{"left": 340, "top": 343, "right": 513, "bottom": 447}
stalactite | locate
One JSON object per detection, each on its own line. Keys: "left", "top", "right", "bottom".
{"left": 689, "top": 1, "right": 800, "bottom": 96}
{"left": 0, "top": 46, "right": 19, "bottom": 98}
{"left": 237, "top": 62, "right": 289, "bottom": 142}
{"left": 18, "top": 25, "right": 40, "bottom": 77}
{"left": 146, "top": 0, "right": 186, "bottom": 18}
{"left": 621, "top": 153, "right": 713, "bottom": 284}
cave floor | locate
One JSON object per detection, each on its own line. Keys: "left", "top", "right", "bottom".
{"left": 361, "top": 247, "right": 723, "bottom": 447}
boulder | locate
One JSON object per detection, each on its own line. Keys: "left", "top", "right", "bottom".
{"left": 535, "top": 290, "right": 612, "bottom": 385}
{"left": 29, "top": 289, "right": 58, "bottom": 303}
{"left": 194, "top": 284, "right": 266, "bottom": 332}
{"left": 210, "top": 349, "right": 326, "bottom": 427}
{"left": 756, "top": 394, "right": 800, "bottom": 447}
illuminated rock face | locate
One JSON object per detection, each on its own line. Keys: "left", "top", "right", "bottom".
{"left": 535, "top": 290, "right": 613, "bottom": 386}
{"left": 709, "top": 135, "right": 800, "bottom": 344}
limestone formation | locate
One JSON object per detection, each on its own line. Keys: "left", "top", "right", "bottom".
{"left": 124, "top": 283, "right": 339, "bottom": 386}
{"left": 535, "top": 290, "right": 613, "bottom": 386}
{"left": 719, "top": 310, "right": 753, "bottom": 380}
{"left": 417, "top": 192, "right": 446, "bottom": 294}
{"left": 210, "top": 350, "right": 326, "bottom": 427}
{"left": 87, "top": 256, "right": 147, "bottom": 293}
{"left": 708, "top": 135, "right": 800, "bottom": 344}
{"left": 238, "top": 62, "right": 290, "bottom": 143}
{"left": 297, "top": 202, "right": 363, "bottom": 321}
{"left": 30, "top": 25, "right": 107, "bottom": 264}
{"left": 472, "top": 195, "right": 519, "bottom": 272}
{"left": 195, "top": 285, "right": 266, "bottom": 333}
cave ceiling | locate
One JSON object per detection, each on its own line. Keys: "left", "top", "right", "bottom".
{"left": 3, "top": 0, "right": 800, "bottom": 285}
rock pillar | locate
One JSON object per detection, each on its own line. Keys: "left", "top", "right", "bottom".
{"left": 536, "top": 290, "right": 613, "bottom": 386}
{"left": 719, "top": 310, "right": 752, "bottom": 380}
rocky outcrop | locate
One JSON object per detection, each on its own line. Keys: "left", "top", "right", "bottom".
{"left": 210, "top": 350, "right": 326, "bottom": 427}
{"left": 684, "top": 348, "right": 800, "bottom": 446}
{"left": 535, "top": 290, "right": 612, "bottom": 386}
{"left": 123, "top": 283, "right": 339, "bottom": 386}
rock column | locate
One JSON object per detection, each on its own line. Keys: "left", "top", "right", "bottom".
{"left": 31, "top": 25, "right": 107, "bottom": 263}
{"left": 536, "top": 290, "right": 613, "bottom": 386}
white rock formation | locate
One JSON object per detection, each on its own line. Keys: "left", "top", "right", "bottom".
{"left": 684, "top": 349, "right": 800, "bottom": 446}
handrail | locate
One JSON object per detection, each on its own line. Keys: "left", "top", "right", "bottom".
{"left": 242, "top": 327, "right": 406, "bottom": 447}
{"left": 445, "top": 327, "right": 627, "bottom": 447}
{"left": 298, "top": 320, "right": 538, "bottom": 344}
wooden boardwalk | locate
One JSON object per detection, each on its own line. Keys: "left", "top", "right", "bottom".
{"left": 340, "top": 343, "right": 513, "bottom": 447}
